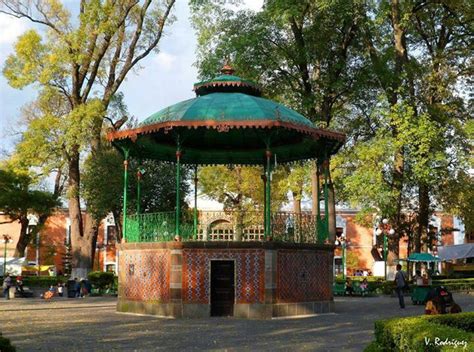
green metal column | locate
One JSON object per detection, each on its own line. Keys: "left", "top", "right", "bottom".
{"left": 265, "top": 150, "right": 272, "bottom": 239}
{"left": 323, "top": 158, "right": 330, "bottom": 242}
{"left": 136, "top": 170, "right": 142, "bottom": 215}
{"left": 342, "top": 243, "right": 346, "bottom": 280}
{"left": 122, "top": 148, "right": 130, "bottom": 242}
{"left": 315, "top": 161, "right": 321, "bottom": 241}
{"left": 175, "top": 149, "right": 182, "bottom": 237}
{"left": 193, "top": 165, "right": 198, "bottom": 240}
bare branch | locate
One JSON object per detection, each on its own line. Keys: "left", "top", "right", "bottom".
{"left": 0, "top": 0, "right": 62, "bottom": 35}
{"left": 108, "top": 0, "right": 176, "bottom": 102}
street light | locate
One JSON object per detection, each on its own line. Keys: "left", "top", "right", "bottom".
{"left": 376, "top": 219, "right": 395, "bottom": 280}
{"left": 335, "top": 235, "right": 351, "bottom": 280}
{"left": 2, "top": 234, "right": 12, "bottom": 277}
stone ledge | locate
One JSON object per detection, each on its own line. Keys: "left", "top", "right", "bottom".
{"left": 119, "top": 241, "right": 334, "bottom": 251}
{"left": 117, "top": 299, "right": 334, "bottom": 319}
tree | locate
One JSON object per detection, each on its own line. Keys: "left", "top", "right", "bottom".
{"left": 0, "top": 168, "right": 58, "bottom": 257}
{"left": 190, "top": 0, "right": 366, "bottom": 241}
{"left": 82, "top": 144, "right": 190, "bottom": 244}
{"left": 2, "top": 0, "right": 177, "bottom": 277}
{"left": 198, "top": 165, "right": 286, "bottom": 240}
{"left": 333, "top": 0, "right": 472, "bottom": 260}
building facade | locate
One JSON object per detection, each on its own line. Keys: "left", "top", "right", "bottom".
{"left": 0, "top": 209, "right": 465, "bottom": 277}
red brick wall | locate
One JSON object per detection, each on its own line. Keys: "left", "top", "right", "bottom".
{"left": 0, "top": 214, "right": 20, "bottom": 258}
{"left": 182, "top": 249, "right": 265, "bottom": 304}
{"left": 439, "top": 213, "right": 455, "bottom": 246}
{"left": 344, "top": 216, "right": 374, "bottom": 272}
{"left": 118, "top": 249, "right": 170, "bottom": 301}
{"left": 276, "top": 249, "right": 332, "bottom": 302}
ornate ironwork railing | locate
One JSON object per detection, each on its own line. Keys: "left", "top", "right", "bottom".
{"left": 126, "top": 212, "right": 193, "bottom": 242}
{"left": 124, "top": 210, "right": 326, "bottom": 244}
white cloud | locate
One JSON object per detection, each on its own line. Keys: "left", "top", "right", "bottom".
{"left": 0, "top": 14, "right": 28, "bottom": 45}
{"left": 153, "top": 52, "right": 177, "bottom": 71}
{"left": 243, "top": 0, "right": 264, "bottom": 12}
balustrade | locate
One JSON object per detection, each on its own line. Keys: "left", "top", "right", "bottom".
{"left": 125, "top": 210, "right": 325, "bottom": 244}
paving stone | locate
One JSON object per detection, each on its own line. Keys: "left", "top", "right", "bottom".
{"left": 0, "top": 294, "right": 472, "bottom": 351}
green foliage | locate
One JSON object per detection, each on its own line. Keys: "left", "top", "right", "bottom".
{"left": 0, "top": 168, "right": 58, "bottom": 221}
{"left": 345, "top": 251, "right": 360, "bottom": 271}
{"left": 82, "top": 146, "right": 123, "bottom": 222}
{"left": 363, "top": 341, "right": 383, "bottom": 352}
{"left": 431, "top": 279, "right": 474, "bottom": 293}
{"left": 87, "top": 271, "right": 115, "bottom": 291}
{"left": 22, "top": 276, "right": 66, "bottom": 288}
{"left": 82, "top": 144, "right": 190, "bottom": 225}
{"left": 0, "top": 333, "right": 16, "bottom": 352}
{"left": 191, "top": 0, "right": 363, "bottom": 123}
{"left": 371, "top": 313, "right": 474, "bottom": 352}
{"left": 198, "top": 165, "right": 285, "bottom": 212}
{"left": 332, "top": 130, "right": 397, "bottom": 218}
{"left": 2, "top": 0, "right": 177, "bottom": 272}
{"left": 424, "top": 313, "right": 474, "bottom": 332}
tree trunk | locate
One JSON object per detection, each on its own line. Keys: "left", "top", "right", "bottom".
{"left": 14, "top": 216, "right": 30, "bottom": 257}
{"left": 68, "top": 150, "right": 89, "bottom": 278}
{"left": 292, "top": 191, "right": 301, "bottom": 214}
{"left": 112, "top": 210, "right": 122, "bottom": 243}
{"left": 416, "top": 183, "right": 430, "bottom": 253}
{"left": 87, "top": 214, "right": 100, "bottom": 271}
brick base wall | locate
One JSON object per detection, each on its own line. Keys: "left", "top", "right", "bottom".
{"left": 117, "top": 242, "right": 334, "bottom": 319}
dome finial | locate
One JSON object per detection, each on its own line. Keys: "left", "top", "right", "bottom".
{"left": 221, "top": 58, "right": 235, "bottom": 75}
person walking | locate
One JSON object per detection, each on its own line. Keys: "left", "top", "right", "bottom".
{"left": 394, "top": 264, "right": 407, "bottom": 309}
{"left": 57, "top": 282, "right": 64, "bottom": 297}
{"left": 2, "top": 273, "right": 12, "bottom": 300}
{"left": 74, "top": 278, "right": 81, "bottom": 298}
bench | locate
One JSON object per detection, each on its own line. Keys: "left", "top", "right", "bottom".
{"left": 352, "top": 281, "right": 369, "bottom": 296}
{"left": 333, "top": 283, "right": 346, "bottom": 296}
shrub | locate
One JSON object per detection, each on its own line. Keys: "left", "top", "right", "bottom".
{"left": 22, "top": 276, "right": 66, "bottom": 288}
{"left": 368, "top": 313, "right": 474, "bottom": 351}
{"left": 363, "top": 341, "right": 384, "bottom": 352}
{"left": 425, "top": 313, "right": 474, "bottom": 332}
{"left": 87, "top": 271, "right": 115, "bottom": 291}
{"left": 0, "top": 333, "right": 16, "bottom": 352}
{"left": 432, "top": 279, "right": 474, "bottom": 292}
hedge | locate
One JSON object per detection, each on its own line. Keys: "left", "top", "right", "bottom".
{"left": 87, "top": 271, "right": 115, "bottom": 291}
{"left": 432, "top": 279, "right": 474, "bottom": 292}
{"left": 21, "top": 276, "right": 67, "bottom": 288}
{"left": 335, "top": 277, "right": 474, "bottom": 296}
{"left": 424, "top": 313, "right": 474, "bottom": 332}
{"left": 334, "top": 277, "right": 394, "bottom": 295}
{"left": 0, "top": 333, "right": 16, "bottom": 352}
{"left": 365, "top": 313, "right": 474, "bottom": 351}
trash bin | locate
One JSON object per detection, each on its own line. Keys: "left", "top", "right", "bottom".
{"left": 66, "top": 279, "right": 76, "bottom": 298}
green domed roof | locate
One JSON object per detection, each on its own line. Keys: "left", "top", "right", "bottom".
{"left": 139, "top": 93, "right": 314, "bottom": 128}
{"left": 108, "top": 66, "right": 345, "bottom": 165}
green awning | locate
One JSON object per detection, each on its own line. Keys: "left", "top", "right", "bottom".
{"left": 407, "top": 253, "right": 441, "bottom": 262}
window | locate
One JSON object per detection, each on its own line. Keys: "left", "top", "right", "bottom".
{"left": 106, "top": 264, "right": 116, "bottom": 273}
{"left": 106, "top": 226, "right": 117, "bottom": 245}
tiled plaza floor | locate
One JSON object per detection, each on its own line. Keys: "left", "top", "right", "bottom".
{"left": 0, "top": 293, "right": 472, "bottom": 351}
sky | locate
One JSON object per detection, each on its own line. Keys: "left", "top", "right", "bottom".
{"left": 0, "top": 0, "right": 264, "bottom": 209}
{"left": 0, "top": 0, "right": 264, "bottom": 156}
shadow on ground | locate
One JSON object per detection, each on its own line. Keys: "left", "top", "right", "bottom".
{"left": 0, "top": 294, "right": 472, "bottom": 351}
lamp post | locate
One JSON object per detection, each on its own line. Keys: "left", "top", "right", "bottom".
{"left": 376, "top": 219, "right": 395, "bottom": 280}
{"left": 335, "top": 235, "right": 350, "bottom": 280}
{"left": 2, "top": 234, "right": 12, "bottom": 277}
